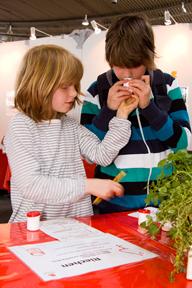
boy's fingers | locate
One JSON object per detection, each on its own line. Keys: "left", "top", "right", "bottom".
{"left": 141, "top": 75, "right": 150, "bottom": 85}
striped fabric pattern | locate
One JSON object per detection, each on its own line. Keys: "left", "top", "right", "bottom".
{"left": 4, "top": 113, "right": 131, "bottom": 222}
{"left": 81, "top": 71, "right": 191, "bottom": 211}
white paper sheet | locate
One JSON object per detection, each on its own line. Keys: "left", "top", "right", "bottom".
{"left": 8, "top": 233, "right": 159, "bottom": 281}
{"left": 40, "top": 218, "right": 105, "bottom": 241}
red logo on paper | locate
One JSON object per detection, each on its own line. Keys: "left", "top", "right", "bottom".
{"left": 116, "top": 245, "right": 144, "bottom": 256}
{"left": 27, "top": 248, "right": 45, "bottom": 256}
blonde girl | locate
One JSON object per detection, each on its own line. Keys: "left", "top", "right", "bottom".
{"left": 4, "top": 44, "right": 138, "bottom": 222}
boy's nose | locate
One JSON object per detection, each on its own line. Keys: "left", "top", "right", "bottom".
{"left": 124, "top": 69, "right": 133, "bottom": 79}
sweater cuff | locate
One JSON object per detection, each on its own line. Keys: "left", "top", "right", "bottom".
{"left": 140, "top": 101, "right": 162, "bottom": 123}
{"left": 93, "top": 103, "right": 116, "bottom": 131}
{"left": 140, "top": 101, "right": 168, "bottom": 130}
{"left": 109, "top": 116, "right": 131, "bottom": 128}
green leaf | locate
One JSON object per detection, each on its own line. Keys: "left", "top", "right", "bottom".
{"left": 158, "top": 159, "right": 167, "bottom": 168}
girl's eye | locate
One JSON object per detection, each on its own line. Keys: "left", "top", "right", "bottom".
{"left": 61, "top": 86, "right": 68, "bottom": 90}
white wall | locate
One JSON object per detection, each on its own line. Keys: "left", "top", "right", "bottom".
{"left": 153, "top": 23, "right": 192, "bottom": 150}
{"left": 0, "top": 35, "right": 78, "bottom": 141}
{"left": 0, "top": 23, "right": 191, "bottom": 150}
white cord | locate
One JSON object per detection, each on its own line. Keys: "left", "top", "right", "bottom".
{"left": 136, "top": 107, "right": 152, "bottom": 195}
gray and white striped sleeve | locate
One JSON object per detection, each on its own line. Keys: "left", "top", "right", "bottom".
{"left": 78, "top": 116, "right": 131, "bottom": 166}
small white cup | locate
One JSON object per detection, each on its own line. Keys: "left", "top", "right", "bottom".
{"left": 138, "top": 209, "right": 150, "bottom": 225}
{"left": 27, "top": 211, "right": 40, "bottom": 231}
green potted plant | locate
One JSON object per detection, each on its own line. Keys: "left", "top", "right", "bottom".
{"left": 140, "top": 148, "right": 192, "bottom": 282}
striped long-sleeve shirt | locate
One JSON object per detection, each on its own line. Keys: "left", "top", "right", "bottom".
{"left": 4, "top": 113, "right": 131, "bottom": 222}
{"left": 81, "top": 70, "right": 191, "bottom": 212}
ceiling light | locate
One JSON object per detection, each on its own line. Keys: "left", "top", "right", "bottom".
{"left": 91, "top": 20, "right": 101, "bottom": 34}
{"left": 182, "top": 2, "right": 187, "bottom": 13}
{"left": 164, "top": 10, "right": 178, "bottom": 25}
{"left": 30, "top": 27, "right": 36, "bottom": 40}
{"left": 82, "top": 14, "right": 89, "bottom": 26}
{"left": 30, "top": 27, "right": 52, "bottom": 40}
{"left": 164, "top": 10, "right": 172, "bottom": 25}
{"left": 7, "top": 25, "right": 13, "bottom": 35}
{"left": 91, "top": 20, "right": 107, "bottom": 34}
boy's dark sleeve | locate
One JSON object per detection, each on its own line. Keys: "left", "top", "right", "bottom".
{"left": 140, "top": 75, "right": 191, "bottom": 152}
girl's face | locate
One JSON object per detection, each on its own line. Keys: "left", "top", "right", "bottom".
{"left": 113, "top": 65, "right": 146, "bottom": 80}
{"left": 51, "top": 85, "right": 77, "bottom": 113}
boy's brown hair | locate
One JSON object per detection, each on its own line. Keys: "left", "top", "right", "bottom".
{"left": 105, "top": 14, "right": 157, "bottom": 71}
{"left": 14, "top": 44, "right": 84, "bottom": 122}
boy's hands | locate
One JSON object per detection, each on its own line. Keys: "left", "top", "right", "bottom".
{"left": 84, "top": 179, "right": 124, "bottom": 201}
{"left": 128, "top": 75, "right": 151, "bottom": 109}
{"left": 107, "top": 75, "right": 151, "bottom": 112}
{"left": 107, "top": 79, "right": 133, "bottom": 110}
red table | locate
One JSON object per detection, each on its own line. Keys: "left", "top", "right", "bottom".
{"left": 0, "top": 212, "right": 191, "bottom": 287}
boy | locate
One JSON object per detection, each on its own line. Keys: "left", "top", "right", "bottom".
{"left": 81, "top": 14, "right": 191, "bottom": 214}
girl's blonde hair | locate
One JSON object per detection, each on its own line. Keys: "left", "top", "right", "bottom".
{"left": 14, "top": 44, "right": 84, "bottom": 122}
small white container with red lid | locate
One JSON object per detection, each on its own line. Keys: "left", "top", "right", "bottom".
{"left": 138, "top": 209, "right": 150, "bottom": 225}
{"left": 27, "top": 211, "right": 40, "bottom": 231}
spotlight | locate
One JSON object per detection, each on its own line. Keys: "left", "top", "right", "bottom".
{"left": 30, "top": 27, "right": 36, "bottom": 40}
{"left": 111, "top": 0, "right": 117, "bottom": 3}
{"left": 82, "top": 14, "right": 89, "bottom": 26}
{"left": 91, "top": 20, "right": 107, "bottom": 34}
{"left": 164, "top": 10, "right": 177, "bottom": 25}
{"left": 182, "top": 2, "right": 187, "bottom": 13}
{"left": 7, "top": 25, "right": 13, "bottom": 35}
{"left": 164, "top": 10, "right": 172, "bottom": 25}
{"left": 91, "top": 20, "right": 101, "bottom": 34}
{"left": 30, "top": 27, "right": 52, "bottom": 40}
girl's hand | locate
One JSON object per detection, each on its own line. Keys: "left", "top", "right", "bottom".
{"left": 107, "top": 79, "right": 133, "bottom": 110}
{"left": 128, "top": 75, "right": 151, "bottom": 109}
{"left": 116, "top": 94, "right": 139, "bottom": 119}
{"left": 84, "top": 179, "right": 124, "bottom": 201}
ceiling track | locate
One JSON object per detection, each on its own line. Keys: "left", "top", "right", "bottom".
{"left": 0, "top": 3, "right": 192, "bottom": 27}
